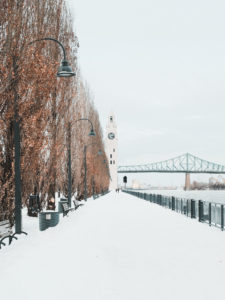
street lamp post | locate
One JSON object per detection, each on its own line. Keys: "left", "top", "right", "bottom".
{"left": 67, "top": 119, "right": 95, "bottom": 207}
{"left": 84, "top": 143, "right": 102, "bottom": 201}
{"left": 103, "top": 159, "right": 112, "bottom": 181}
{"left": 67, "top": 122, "right": 72, "bottom": 209}
{"left": 91, "top": 176, "right": 95, "bottom": 199}
{"left": 14, "top": 37, "right": 75, "bottom": 234}
{"left": 84, "top": 145, "right": 87, "bottom": 202}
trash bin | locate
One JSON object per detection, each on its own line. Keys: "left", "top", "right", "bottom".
{"left": 58, "top": 199, "right": 68, "bottom": 213}
{"left": 39, "top": 211, "right": 59, "bottom": 231}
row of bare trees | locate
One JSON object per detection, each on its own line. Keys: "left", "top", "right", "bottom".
{"left": 0, "top": 0, "right": 109, "bottom": 223}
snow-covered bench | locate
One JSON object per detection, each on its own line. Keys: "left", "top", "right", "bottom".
{"left": 61, "top": 203, "right": 75, "bottom": 217}
{"left": 0, "top": 219, "right": 15, "bottom": 249}
{"left": 73, "top": 200, "right": 84, "bottom": 210}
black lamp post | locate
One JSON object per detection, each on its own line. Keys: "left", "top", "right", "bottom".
{"left": 91, "top": 176, "right": 95, "bottom": 199}
{"left": 84, "top": 143, "right": 102, "bottom": 201}
{"left": 103, "top": 159, "right": 112, "bottom": 181}
{"left": 14, "top": 37, "right": 75, "bottom": 234}
{"left": 67, "top": 119, "right": 95, "bottom": 207}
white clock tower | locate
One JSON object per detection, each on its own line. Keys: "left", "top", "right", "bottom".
{"left": 105, "top": 113, "right": 118, "bottom": 190}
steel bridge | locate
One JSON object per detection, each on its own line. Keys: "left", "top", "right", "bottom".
{"left": 118, "top": 153, "right": 225, "bottom": 190}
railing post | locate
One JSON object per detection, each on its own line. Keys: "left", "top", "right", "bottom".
{"left": 172, "top": 197, "right": 175, "bottom": 211}
{"left": 221, "top": 205, "right": 224, "bottom": 231}
{"left": 209, "top": 203, "right": 211, "bottom": 226}
{"left": 186, "top": 199, "right": 189, "bottom": 217}
{"left": 191, "top": 200, "right": 195, "bottom": 218}
{"left": 199, "top": 200, "right": 203, "bottom": 222}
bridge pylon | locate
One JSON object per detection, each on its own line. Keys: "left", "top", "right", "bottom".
{"left": 184, "top": 173, "right": 191, "bottom": 191}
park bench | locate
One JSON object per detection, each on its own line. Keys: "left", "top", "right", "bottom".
{"left": 73, "top": 200, "right": 84, "bottom": 210}
{"left": 61, "top": 202, "right": 75, "bottom": 217}
{"left": 0, "top": 217, "right": 16, "bottom": 249}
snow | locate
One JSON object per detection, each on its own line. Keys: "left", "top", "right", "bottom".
{"left": 1, "top": 191, "right": 225, "bottom": 300}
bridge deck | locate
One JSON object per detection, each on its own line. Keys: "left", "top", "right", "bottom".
{"left": 118, "top": 153, "right": 225, "bottom": 174}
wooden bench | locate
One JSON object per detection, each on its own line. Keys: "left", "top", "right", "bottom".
{"left": 73, "top": 200, "right": 84, "bottom": 210}
{"left": 61, "top": 203, "right": 75, "bottom": 217}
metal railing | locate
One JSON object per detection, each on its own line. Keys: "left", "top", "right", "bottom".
{"left": 122, "top": 190, "right": 225, "bottom": 231}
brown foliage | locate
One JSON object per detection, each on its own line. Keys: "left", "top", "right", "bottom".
{"left": 0, "top": 0, "right": 109, "bottom": 221}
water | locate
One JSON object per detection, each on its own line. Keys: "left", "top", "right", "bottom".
{"left": 132, "top": 189, "right": 225, "bottom": 205}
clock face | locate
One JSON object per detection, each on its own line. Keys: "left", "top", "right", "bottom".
{"left": 108, "top": 132, "right": 115, "bottom": 140}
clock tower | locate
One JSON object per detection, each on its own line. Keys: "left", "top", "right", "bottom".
{"left": 105, "top": 113, "right": 118, "bottom": 190}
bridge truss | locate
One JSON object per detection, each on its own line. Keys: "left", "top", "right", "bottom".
{"left": 118, "top": 153, "right": 225, "bottom": 174}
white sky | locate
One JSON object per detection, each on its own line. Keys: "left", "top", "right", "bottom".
{"left": 66, "top": 0, "right": 225, "bottom": 185}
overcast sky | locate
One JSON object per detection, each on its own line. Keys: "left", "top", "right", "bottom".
{"left": 66, "top": 0, "right": 225, "bottom": 185}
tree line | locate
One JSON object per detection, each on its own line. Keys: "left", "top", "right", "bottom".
{"left": 0, "top": 0, "right": 109, "bottom": 223}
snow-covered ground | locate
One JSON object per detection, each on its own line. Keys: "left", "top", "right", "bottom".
{"left": 1, "top": 191, "right": 225, "bottom": 300}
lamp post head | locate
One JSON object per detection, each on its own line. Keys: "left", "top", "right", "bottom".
{"left": 88, "top": 128, "right": 96, "bottom": 136}
{"left": 57, "top": 59, "right": 75, "bottom": 77}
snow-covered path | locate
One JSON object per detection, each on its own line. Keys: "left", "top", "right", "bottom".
{"left": 1, "top": 191, "right": 225, "bottom": 300}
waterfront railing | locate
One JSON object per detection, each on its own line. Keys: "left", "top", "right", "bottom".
{"left": 122, "top": 189, "right": 224, "bottom": 231}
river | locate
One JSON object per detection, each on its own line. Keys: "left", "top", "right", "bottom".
{"left": 131, "top": 189, "right": 225, "bottom": 204}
